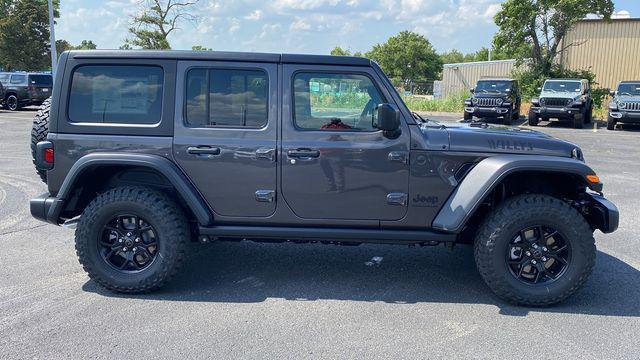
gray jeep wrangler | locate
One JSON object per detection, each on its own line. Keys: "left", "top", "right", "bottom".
{"left": 607, "top": 81, "right": 640, "bottom": 130}
{"left": 528, "top": 79, "right": 593, "bottom": 129}
{"left": 30, "top": 50, "right": 618, "bottom": 306}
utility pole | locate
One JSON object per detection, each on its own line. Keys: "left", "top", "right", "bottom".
{"left": 48, "top": 0, "right": 57, "bottom": 77}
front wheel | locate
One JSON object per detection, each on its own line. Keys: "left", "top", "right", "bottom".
{"left": 75, "top": 186, "right": 189, "bottom": 293}
{"left": 527, "top": 110, "right": 539, "bottom": 126}
{"left": 474, "top": 194, "right": 595, "bottom": 306}
{"left": 607, "top": 115, "right": 617, "bottom": 130}
{"left": 463, "top": 111, "right": 472, "bottom": 121}
{"left": 573, "top": 114, "right": 584, "bottom": 129}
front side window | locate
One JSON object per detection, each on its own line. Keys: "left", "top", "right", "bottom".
{"left": 293, "top": 72, "right": 384, "bottom": 131}
{"left": 10, "top": 75, "right": 25, "bottom": 84}
{"left": 185, "top": 68, "right": 268, "bottom": 128}
{"left": 68, "top": 65, "right": 163, "bottom": 124}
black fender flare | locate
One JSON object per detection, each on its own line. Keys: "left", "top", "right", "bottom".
{"left": 47, "top": 153, "right": 213, "bottom": 226}
{"left": 431, "top": 155, "right": 601, "bottom": 233}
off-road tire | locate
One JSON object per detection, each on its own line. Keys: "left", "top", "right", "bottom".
{"left": 527, "top": 110, "right": 539, "bottom": 126}
{"left": 607, "top": 115, "right": 617, "bottom": 130}
{"left": 512, "top": 108, "right": 520, "bottom": 123}
{"left": 463, "top": 111, "right": 472, "bottom": 121}
{"left": 584, "top": 104, "right": 593, "bottom": 124}
{"left": 573, "top": 114, "right": 584, "bottom": 129}
{"left": 30, "top": 98, "right": 51, "bottom": 183}
{"left": 474, "top": 194, "right": 595, "bottom": 306}
{"left": 502, "top": 115, "right": 511, "bottom": 126}
{"left": 5, "top": 94, "right": 19, "bottom": 111}
{"left": 75, "top": 186, "right": 189, "bottom": 293}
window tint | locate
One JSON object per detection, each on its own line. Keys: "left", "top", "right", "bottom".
{"left": 10, "top": 75, "right": 26, "bottom": 84}
{"left": 185, "top": 68, "right": 268, "bottom": 128}
{"left": 293, "top": 72, "right": 384, "bottom": 131}
{"left": 68, "top": 65, "right": 163, "bottom": 124}
{"left": 29, "top": 75, "right": 53, "bottom": 86}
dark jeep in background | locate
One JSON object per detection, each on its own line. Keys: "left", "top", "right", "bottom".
{"left": 30, "top": 50, "right": 618, "bottom": 306}
{"left": 0, "top": 72, "right": 53, "bottom": 111}
{"left": 463, "top": 78, "right": 521, "bottom": 125}
{"left": 528, "top": 79, "right": 593, "bottom": 129}
{"left": 608, "top": 81, "right": 640, "bottom": 130}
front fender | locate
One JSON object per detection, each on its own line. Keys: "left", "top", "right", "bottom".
{"left": 431, "top": 155, "right": 601, "bottom": 233}
{"left": 43, "top": 153, "right": 213, "bottom": 226}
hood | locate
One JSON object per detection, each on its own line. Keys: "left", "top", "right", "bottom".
{"left": 423, "top": 122, "right": 580, "bottom": 158}
{"left": 473, "top": 92, "right": 510, "bottom": 98}
{"left": 539, "top": 91, "right": 581, "bottom": 100}
{"left": 615, "top": 95, "right": 640, "bottom": 102}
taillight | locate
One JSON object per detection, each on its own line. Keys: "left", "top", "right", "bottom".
{"left": 44, "top": 148, "right": 54, "bottom": 163}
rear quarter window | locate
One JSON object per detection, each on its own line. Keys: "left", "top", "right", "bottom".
{"left": 68, "top": 65, "right": 163, "bottom": 125}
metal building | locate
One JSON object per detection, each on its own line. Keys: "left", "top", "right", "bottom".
{"left": 440, "top": 59, "right": 517, "bottom": 97}
{"left": 558, "top": 18, "right": 640, "bottom": 89}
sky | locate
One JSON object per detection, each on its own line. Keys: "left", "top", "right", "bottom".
{"left": 57, "top": 0, "right": 640, "bottom": 55}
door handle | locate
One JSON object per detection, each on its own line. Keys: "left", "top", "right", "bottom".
{"left": 187, "top": 146, "right": 221, "bottom": 156}
{"left": 287, "top": 149, "right": 320, "bottom": 158}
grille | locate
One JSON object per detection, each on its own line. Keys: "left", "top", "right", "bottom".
{"left": 620, "top": 101, "right": 640, "bottom": 111}
{"left": 475, "top": 98, "right": 502, "bottom": 107}
{"left": 541, "top": 98, "right": 571, "bottom": 107}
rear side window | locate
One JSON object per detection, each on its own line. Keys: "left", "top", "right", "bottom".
{"left": 10, "top": 75, "right": 25, "bottom": 84}
{"left": 185, "top": 68, "right": 268, "bottom": 128}
{"left": 29, "top": 75, "right": 53, "bottom": 86}
{"left": 68, "top": 65, "right": 163, "bottom": 124}
{"left": 0, "top": 74, "right": 9, "bottom": 83}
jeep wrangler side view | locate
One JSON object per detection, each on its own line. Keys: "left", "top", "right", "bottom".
{"left": 30, "top": 50, "right": 618, "bottom": 306}
{"left": 464, "top": 78, "right": 521, "bottom": 125}
{"left": 528, "top": 79, "right": 593, "bottom": 129}
{"left": 607, "top": 81, "right": 640, "bottom": 130}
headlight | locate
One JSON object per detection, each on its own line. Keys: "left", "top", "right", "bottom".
{"left": 619, "top": 102, "right": 627, "bottom": 109}
{"left": 540, "top": 98, "right": 546, "bottom": 106}
{"left": 472, "top": 98, "right": 478, "bottom": 105}
{"left": 531, "top": 98, "right": 540, "bottom": 105}
{"left": 566, "top": 98, "right": 573, "bottom": 106}
{"left": 609, "top": 101, "right": 618, "bottom": 110}
{"left": 464, "top": 99, "right": 472, "bottom": 106}
{"left": 496, "top": 98, "right": 504, "bottom": 106}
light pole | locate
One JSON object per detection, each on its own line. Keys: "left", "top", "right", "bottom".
{"left": 48, "top": 0, "right": 57, "bottom": 76}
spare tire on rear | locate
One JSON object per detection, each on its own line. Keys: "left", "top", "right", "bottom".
{"left": 31, "top": 97, "right": 51, "bottom": 183}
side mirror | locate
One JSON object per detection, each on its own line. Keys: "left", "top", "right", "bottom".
{"left": 470, "top": 88, "right": 475, "bottom": 94}
{"left": 374, "top": 103, "right": 400, "bottom": 136}
{"left": 536, "top": 87, "right": 542, "bottom": 92}
{"left": 610, "top": 89, "right": 616, "bottom": 97}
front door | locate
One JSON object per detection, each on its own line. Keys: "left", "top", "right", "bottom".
{"left": 280, "top": 64, "right": 410, "bottom": 221}
{"left": 173, "top": 61, "right": 277, "bottom": 217}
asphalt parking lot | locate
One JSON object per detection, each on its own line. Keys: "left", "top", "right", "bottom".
{"left": 0, "top": 109, "right": 638, "bottom": 359}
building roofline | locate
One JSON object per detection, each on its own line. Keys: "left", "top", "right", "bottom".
{"left": 578, "top": 17, "right": 640, "bottom": 22}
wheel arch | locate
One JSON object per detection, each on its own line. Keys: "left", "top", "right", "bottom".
{"left": 432, "top": 155, "right": 600, "bottom": 234}
{"left": 48, "top": 153, "right": 213, "bottom": 226}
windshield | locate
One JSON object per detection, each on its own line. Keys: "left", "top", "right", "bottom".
{"left": 543, "top": 81, "right": 581, "bottom": 93}
{"left": 617, "top": 83, "right": 640, "bottom": 96}
{"left": 476, "top": 80, "right": 512, "bottom": 93}
{"left": 29, "top": 75, "right": 53, "bottom": 86}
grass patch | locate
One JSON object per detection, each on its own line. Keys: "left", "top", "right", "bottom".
{"left": 403, "top": 92, "right": 468, "bottom": 113}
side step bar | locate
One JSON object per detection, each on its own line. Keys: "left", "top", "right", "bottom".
{"left": 198, "top": 225, "right": 456, "bottom": 245}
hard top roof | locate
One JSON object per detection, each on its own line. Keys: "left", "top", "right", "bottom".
{"left": 67, "top": 50, "right": 373, "bottom": 66}
{"left": 478, "top": 78, "right": 515, "bottom": 82}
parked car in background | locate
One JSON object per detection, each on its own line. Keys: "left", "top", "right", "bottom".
{"left": 528, "top": 79, "right": 593, "bottom": 129}
{"left": 463, "top": 78, "right": 521, "bottom": 125}
{"left": 0, "top": 79, "right": 4, "bottom": 103}
{"left": 0, "top": 72, "right": 53, "bottom": 111}
{"left": 607, "top": 81, "right": 640, "bottom": 130}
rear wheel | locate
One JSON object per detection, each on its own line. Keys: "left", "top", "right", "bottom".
{"left": 527, "top": 110, "right": 539, "bottom": 126}
{"left": 30, "top": 98, "right": 51, "bottom": 183}
{"left": 5, "top": 94, "right": 19, "bottom": 111}
{"left": 75, "top": 186, "right": 189, "bottom": 293}
{"left": 474, "top": 194, "right": 595, "bottom": 306}
{"left": 607, "top": 115, "right": 617, "bottom": 130}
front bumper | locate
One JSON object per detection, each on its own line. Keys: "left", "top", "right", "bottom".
{"left": 30, "top": 192, "right": 63, "bottom": 225}
{"left": 531, "top": 106, "right": 581, "bottom": 119}
{"left": 609, "top": 111, "right": 640, "bottom": 123}
{"left": 464, "top": 106, "right": 511, "bottom": 116}
{"left": 584, "top": 193, "right": 619, "bottom": 234}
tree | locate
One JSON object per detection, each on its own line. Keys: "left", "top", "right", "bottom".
{"left": 125, "top": 0, "right": 199, "bottom": 49}
{"left": 191, "top": 45, "right": 211, "bottom": 51}
{"left": 365, "top": 31, "right": 442, "bottom": 86}
{"left": 330, "top": 46, "right": 351, "bottom": 56}
{"left": 57, "top": 39, "right": 98, "bottom": 55}
{"left": 76, "top": 40, "right": 97, "bottom": 50}
{"left": 440, "top": 49, "right": 465, "bottom": 64}
{"left": 0, "top": 0, "right": 59, "bottom": 71}
{"left": 493, "top": 0, "right": 614, "bottom": 76}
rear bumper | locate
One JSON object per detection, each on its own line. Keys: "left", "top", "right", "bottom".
{"left": 609, "top": 111, "right": 640, "bottom": 123}
{"left": 30, "top": 192, "right": 62, "bottom": 225}
{"left": 531, "top": 106, "right": 580, "bottom": 119}
{"left": 585, "top": 193, "right": 619, "bottom": 234}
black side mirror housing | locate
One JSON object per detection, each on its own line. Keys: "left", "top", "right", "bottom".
{"left": 610, "top": 89, "right": 616, "bottom": 97}
{"left": 470, "top": 88, "right": 475, "bottom": 94}
{"left": 374, "top": 103, "right": 400, "bottom": 137}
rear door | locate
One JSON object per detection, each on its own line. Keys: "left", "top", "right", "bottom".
{"left": 173, "top": 61, "right": 278, "bottom": 217}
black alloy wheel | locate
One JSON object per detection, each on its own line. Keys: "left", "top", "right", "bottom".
{"left": 99, "top": 214, "right": 159, "bottom": 272}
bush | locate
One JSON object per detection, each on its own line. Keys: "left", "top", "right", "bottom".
{"left": 403, "top": 91, "right": 468, "bottom": 113}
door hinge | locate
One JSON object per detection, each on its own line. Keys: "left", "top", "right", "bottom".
{"left": 255, "top": 190, "right": 275, "bottom": 203}
{"left": 388, "top": 151, "right": 408, "bottom": 164}
{"left": 387, "top": 193, "right": 408, "bottom": 206}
